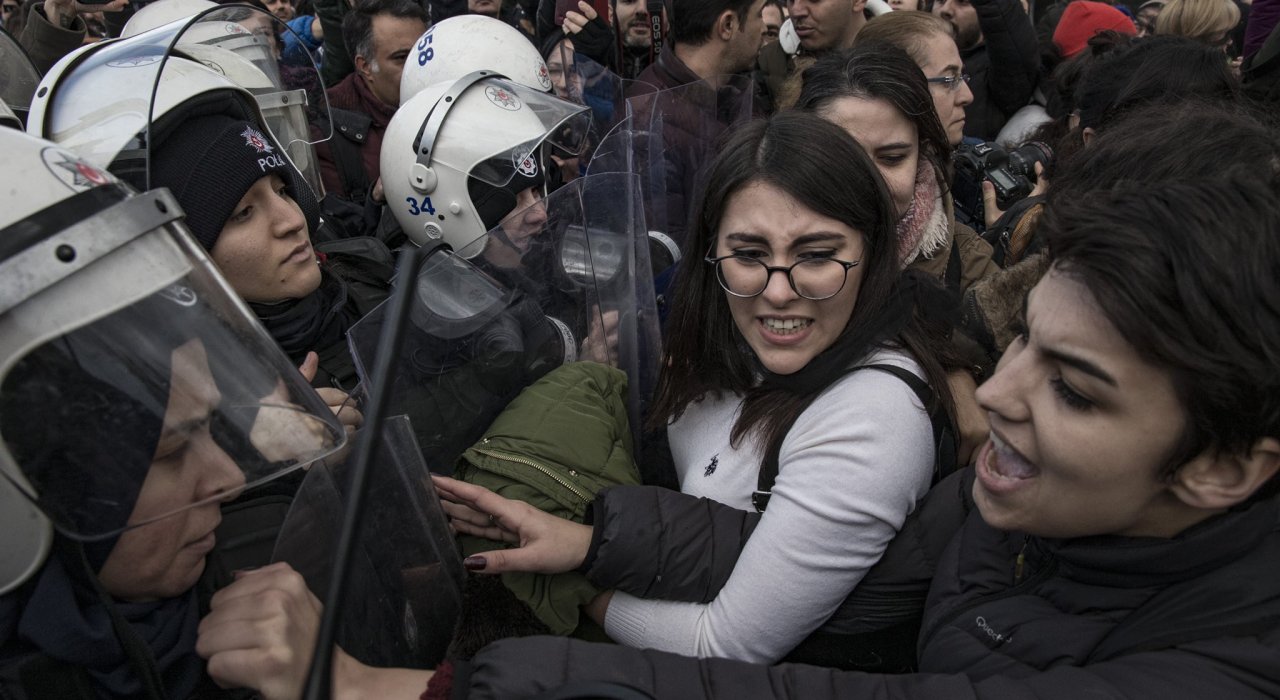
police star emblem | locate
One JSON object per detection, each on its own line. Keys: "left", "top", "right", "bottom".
{"left": 485, "top": 85, "right": 521, "bottom": 111}
{"left": 51, "top": 152, "right": 112, "bottom": 189}
{"left": 241, "top": 126, "right": 274, "bottom": 154}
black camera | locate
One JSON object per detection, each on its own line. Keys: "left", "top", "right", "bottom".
{"left": 954, "top": 141, "right": 1053, "bottom": 210}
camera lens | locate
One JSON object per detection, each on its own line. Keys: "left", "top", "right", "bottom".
{"left": 1006, "top": 141, "right": 1053, "bottom": 180}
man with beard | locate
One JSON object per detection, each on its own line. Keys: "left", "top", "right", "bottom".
{"left": 614, "top": 0, "right": 654, "bottom": 77}
{"left": 933, "top": 0, "right": 1039, "bottom": 139}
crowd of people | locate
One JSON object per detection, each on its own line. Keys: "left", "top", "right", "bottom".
{"left": 1, "top": 0, "right": 1278, "bottom": 696}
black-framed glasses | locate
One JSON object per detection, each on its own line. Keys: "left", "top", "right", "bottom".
{"left": 1, "top": 3, "right": 18, "bottom": 12}
{"left": 926, "top": 73, "right": 971, "bottom": 91}
{"left": 704, "top": 254, "right": 860, "bottom": 300}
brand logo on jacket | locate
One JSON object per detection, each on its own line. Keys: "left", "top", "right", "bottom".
{"left": 974, "top": 616, "right": 1013, "bottom": 645}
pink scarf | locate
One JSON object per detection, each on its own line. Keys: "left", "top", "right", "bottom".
{"left": 895, "top": 163, "right": 951, "bottom": 268}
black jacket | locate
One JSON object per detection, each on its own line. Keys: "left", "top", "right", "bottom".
{"left": 624, "top": 49, "right": 754, "bottom": 249}
{"left": 963, "top": 0, "right": 1040, "bottom": 140}
{"left": 577, "top": 469, "right": 971, "bottom": 671}
{"left": 455, "top": 493, "right": 1280, "bottom": 698}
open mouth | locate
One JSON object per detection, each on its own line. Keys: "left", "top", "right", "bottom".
{"left": 984, "top": 431, "right": 1040, "bottom": 482}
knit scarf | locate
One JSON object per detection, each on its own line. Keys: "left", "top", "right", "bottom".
{"left": 895, "top": 163, "right": 952, "bottom": 268}
{"left": 249, "top": 268, "right": 351, "bottom": 364}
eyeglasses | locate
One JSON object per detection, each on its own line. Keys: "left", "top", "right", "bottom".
{"left": 926, "top": 73, "right": 971, "bottom": 91}
{"left": 1, "top": 4, "right": 19, "bottom": 12}
{"left": 704, "top": 254, "right": 860, "bottom": 300}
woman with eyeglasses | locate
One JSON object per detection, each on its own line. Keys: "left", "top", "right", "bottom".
{"left": 797, "top": 42, "right": 997, "bottom": 298}
{"left": 413, "top": 110, "right": 963, "bottom": 671}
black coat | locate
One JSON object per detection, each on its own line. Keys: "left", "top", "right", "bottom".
{"left": 455, "top": 492, "right": 1280, "bottom": 698}
{"left": 963, "top": 0, "right": 1041, "bottom": 140}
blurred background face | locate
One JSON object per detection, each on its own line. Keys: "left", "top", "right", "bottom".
{"left": 359, "top": 14, "right": 428, "bottom": 107}
{"left": 265, "top": 0, "right": 294, "bottom": 22}
{"left": 615, "top": 0, "right": 653, "bottom": 47}
{"left": 1, "top": 0, "right": 19, "bottom": 25}
{"left": 934, "top": 0, "right": 981, "bottom": 50}
{"left": 1136, "top": 3, "right": 1163, "bottom": 36}
{"left": 546, "top": 38, "right": 584, "bottom": 99}
{"left": 468, "top": 0, "right": 500, "bottom": 17}
{"left": 761, "top": 3, "right": 783, "bottom": 43}
{"left": 789, "top": 0, "right": 860, "bottom": 51}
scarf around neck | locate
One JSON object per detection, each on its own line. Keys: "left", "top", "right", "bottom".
{"left": 896, "top": 163, "right": 952, "bottom": 268}
{"left": 249, "top": 268, "right": 352, "bottom": 364}
{"left": 0, "top": 549, "right": 202, "bottom": 699}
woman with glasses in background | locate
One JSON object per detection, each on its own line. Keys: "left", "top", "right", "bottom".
{"left": 797, "top": 43, "right": 997, "bottom": 294}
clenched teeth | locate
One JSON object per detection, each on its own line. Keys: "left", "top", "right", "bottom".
{"left": 763, "top": 318, "right": 812, "bottom": 333}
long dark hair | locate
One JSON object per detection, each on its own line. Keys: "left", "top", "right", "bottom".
{"left": 795, "top": 43, "right": 953, "bottom": 186}
{"left": 648, "top": 111, "right": 956, "bottom": 459}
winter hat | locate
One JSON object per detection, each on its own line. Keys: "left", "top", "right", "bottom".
{"left": 1053, "top": 1, "right": 1137, "bottom": 58}
{"left": 150, "top": 114, "right": 319, "bottom": 251}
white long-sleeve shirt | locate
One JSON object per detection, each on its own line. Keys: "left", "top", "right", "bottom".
{"left": 603, "top": 347, "right": 936, "bottom": 663}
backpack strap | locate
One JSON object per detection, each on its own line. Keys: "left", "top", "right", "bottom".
{"left": 753, "top": 363, "right": 957, "bottom": 512}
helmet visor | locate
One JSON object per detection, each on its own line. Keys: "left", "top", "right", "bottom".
{"left": 0, "top": 213, "right": 344, "bottom": 542}
{"left": 431, "top": 77, "right": 591, "bottom": 189}
{"left": 33, "top": 6, "right": 330, "bottom": 190}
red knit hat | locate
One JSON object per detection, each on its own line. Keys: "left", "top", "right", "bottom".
{"left": 1053, "top": 1, "right": 1137, "bottom": 58}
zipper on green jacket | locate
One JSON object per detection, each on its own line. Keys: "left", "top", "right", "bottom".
{"left": 470, "top": 442, "right": 594, "bottom": 504}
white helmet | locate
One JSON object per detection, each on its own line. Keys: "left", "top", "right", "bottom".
{"left": 0, "top": 128, "right": 343, "bottom": 594}
{"left": 400, "top": 15, "right": 553, "bottom": 105}
{"left": 120, "top": 0, "right": 218, "bottom": 37}
{"left": 28, "top": 7, "right": 329, "bottom": 192}
{"left": 381, "top": 72, "right": 590, "bottom": 256}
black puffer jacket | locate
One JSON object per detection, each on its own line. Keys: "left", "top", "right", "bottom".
{"left": 454, "top": 493, "right": 1280, "bottom": 698}
{"left": 578, "top": 469, "right": 971, "bottom": 670}
{"left": 962, "top": 0, "right": 1040, "bottom": 139}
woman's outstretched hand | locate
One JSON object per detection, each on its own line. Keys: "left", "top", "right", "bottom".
{"left": 432, "top": 475, "right": 594, "bottom": 575}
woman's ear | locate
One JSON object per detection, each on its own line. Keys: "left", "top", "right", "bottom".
{"left": 1169, "top": 438, "right": 1280, "bottom": 510}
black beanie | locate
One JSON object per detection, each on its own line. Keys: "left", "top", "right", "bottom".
{"left": 151, "top": 114, "right": 319, "bottom": 251}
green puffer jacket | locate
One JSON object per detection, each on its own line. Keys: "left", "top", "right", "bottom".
{"left": 455, "top": 362, "right": 640, "bottom": 635}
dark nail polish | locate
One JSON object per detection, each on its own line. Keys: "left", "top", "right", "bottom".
{"left": 463, "top": 556, "right": 487, "bottom": 571}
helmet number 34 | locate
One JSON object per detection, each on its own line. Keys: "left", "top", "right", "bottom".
{"left": 406, "top": 196, "right": 436, "bottom": 216}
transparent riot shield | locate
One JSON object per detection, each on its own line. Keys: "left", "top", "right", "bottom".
{"left": 545, "top": 42, "right": 627, "bottom": 178}
{"left": 348, "top": 172, "right": 661, "bottom": 474}
{"left": 28, "top": 5, "right": 330, "bottom": 195}
{"left": 0, "top": 180, "right": 345, "bottom": 551}
{"left": 588, "top": 75, "right": 756, "bottom": 256}
{"left": 272, "top": 414, "right": 463, "bottom": 669}
{"left": 0, "top": 26, "right": 39, "bottom": 128}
